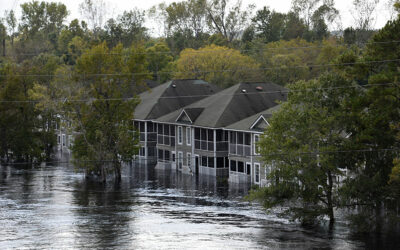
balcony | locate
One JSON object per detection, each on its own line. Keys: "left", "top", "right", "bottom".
{"left": 157, "top": 134, "right": 175, "bottom": 146}
{"left": 194, "top": 140, "right": 228, "bottom": 152}
{"left": 139, "top": 132, "right": 157, "bottom": 142}
{"left": 229, "top": 144, "right": 251, "bottom": 156}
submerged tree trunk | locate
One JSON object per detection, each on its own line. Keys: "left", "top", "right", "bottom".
{"left": 327, "top": 170, "right": 335, "bottom": 225}
{"left": 114, "top": 160, "right": 121, "bottom": 182}
{"left": 101, "top": 165, "right": 106, "bottom": 183}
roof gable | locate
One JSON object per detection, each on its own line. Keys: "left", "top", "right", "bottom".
{"left": 176, "top": 110, "right": 193, "bottom": 124}
{"left": 250, "top": 115, "right": 270, "bottom": 131}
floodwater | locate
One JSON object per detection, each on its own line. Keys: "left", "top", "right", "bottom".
{"left": 0, "top": 163, "right": 399, "bottom": 249}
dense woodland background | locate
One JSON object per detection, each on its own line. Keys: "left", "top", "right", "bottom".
{"left": 0, "top": 0, "right": 400, "bottom": 232}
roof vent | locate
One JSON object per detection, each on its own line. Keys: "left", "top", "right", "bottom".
{"left": 242, "top": 89, "right": 247, "bottom": 93}
{"left": 172, "top": 84, "right": 177, "bottom": 88}
{"left": 256, "top": 86, "right": 263, "bottom": 91}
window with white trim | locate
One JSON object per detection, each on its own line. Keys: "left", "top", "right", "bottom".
{"left": 187, "top": 153, "right": 191, "bottom": 167}
{"left": 62, "top": 134, "right": 66, "bottom": 146}
{"left": 254, "top": 163, "right": 260, "bottom": 184}
{"left": 178, "top": 126, "right": 183, "bottom": 144}
{"left": 186, "top": 127, "right": 191, "bottom": 145}
{"left": 178, "top": 152, "right": 183, "bottom": 169}
{"left": 254, "top": 134, "right": 260, "bottom": 155}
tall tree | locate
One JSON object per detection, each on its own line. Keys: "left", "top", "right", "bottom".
{"left": 4, "top": 10, "right": 17, "bottom": 46}
{"left": 351, "top": 0, "right": 380, "bottom": 30}
{"left": 0, "top": 62, "right": 49, "bottom": 163}
{"left": 103, "top": 9, "right": 148, "bottom": 47}
{"left": 206, "top": 0, "right": 254, "bottom": 42}
{"left": 79, "top": 0, "right": 109, "bottom": 32}
{"left": 248, "top": 73, "right": 360, "bottom": 226}
{"left": 252, "top": 7, "right": 286, "bottom": 42}
{"left": 69, "top": 42, "right": 149, "bottom": 182}
{"left": 338, "top": 13, "right": 400, "bottom": 232}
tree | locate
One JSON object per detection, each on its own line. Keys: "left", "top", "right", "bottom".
{"left": 0, "top": 62, "right": 49, "bottom": 163}
{"left": 338, "top": 14, "right": 400, "bottom": 232}
{"left": 206, "top": 0, "right": 254, "bottom": 42}
{"left": 68, "top": 42, "right": 150, "bottom": 182}
{"left": 174, "top": 44, "right": 261, "bottom": 88}
{"left": 282, "top": 12, "right": 307, "bottom": 40}
{"left": 252, "top": 7, "right": 286, "bottom": 43}
{"left": 4, "top": 10, "right": 17, "bottom": 46}
{"left": 146, "top": 42, "right": 174, "bottom": 83}
{"left": 150, "top": 0, "right": 209, "bottom": 52}
{"left": 351, "top": 0, "right": 380, "bottom": 30}
{"left": 0, "top": 22, "right": 6, "bottom": 57}
{"left": 291, "top": 0, "right": 339, "bottom": 41}
{"left": 258, "top": 39, "right": 320, "bottom": 86}
{"left": 79, "top": 0, "right": 109, "bottom": 32}
{"left": 103, "top": 9, "right": 148, "bottom": 47}
{"left": 248, "top": 73, "right": 360, "bottom": 226}
{"left": 19, "top": 1, "right": 68, "bottom": 36}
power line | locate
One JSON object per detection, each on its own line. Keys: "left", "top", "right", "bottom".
{"left": 7, "top": 40, "right": 400, "bottom": 57}
{"left": 0, "top": 81, "right": 397, "bottom": 104}
{"left": 0, "top": 58, "right": 399, "bottom": 79}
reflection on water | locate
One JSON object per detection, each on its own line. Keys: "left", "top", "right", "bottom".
{"left": 0, "top": 163, "right": 398, "bottom": 249}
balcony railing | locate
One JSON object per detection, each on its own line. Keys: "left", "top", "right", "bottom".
{"left": 229, "top": 144, "right": 251, "bottom": 156}
{"left": 194, "top": 140, "right": 228, "bottom": 152}
{"left": 157, "top": 135, "right": 175, "bottom": 146}
{"left": 140, "top": 132, "right": 157, "bottom": 142}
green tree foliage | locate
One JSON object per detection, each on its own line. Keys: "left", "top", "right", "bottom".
{"left": 14, "top": 1, "right": 68, "bottom": 60}
{"left": 0, "top": 62, "right": 51, "bottom": 163}
{"left": 291, "top": 0, "right": 339, "bottom": 41}
{"left": 248, "top": 73, "right": 360, "bottom": 226}
{"left": 337, "top": 15, "right": 400, "bottom": 232}
{"left": 103, "top": 9, "right": 148, "bottom": 48}
{"left": 146, "top": 42, "right": 174, "bottom": 83}
{"left": 57, "top": 19, "right": 88, "bottom": 59}
{"left": 4, "top": 10, "right": 17, "bottom": 46}
{"left": 150, "top": 0, "right": 210, "bottom": 52}
{"left": 174, "top": 44, "right": 261, "bottom": 88}
{"left": 68, "top": 42, "right": 149, "bottom": 182}
{"left": 252, "top": 7, "right": 286, "bottom": 43}
{"left": 257, "top": 38, "right": 345, "bottom": 86}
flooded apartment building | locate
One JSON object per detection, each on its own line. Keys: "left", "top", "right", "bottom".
{"left": 134, "top": 79, "right": 287, "bottom": 186}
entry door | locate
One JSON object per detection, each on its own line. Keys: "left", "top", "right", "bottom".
{"left": 246, "top": 163, "right": 251, "bottom": 176}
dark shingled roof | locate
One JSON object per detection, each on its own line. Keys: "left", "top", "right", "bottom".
{"left": 226, "top": 104, "right": 282, "bottom": 132}
{"left": 134, "top": 79, "right": 221, "bottom": 120}
{"left": 156, "top": 82, "right": 287, "bottom": 128}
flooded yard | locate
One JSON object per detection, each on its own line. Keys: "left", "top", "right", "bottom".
{"left": 0, "top": 163, "right": 397, "bottom": 249}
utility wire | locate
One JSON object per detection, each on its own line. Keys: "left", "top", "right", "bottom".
{"left": 7, "top": 40, "right": 400, "bottom": 57}
{"left": 0, "top": 58, "right": 399, "bottom": 79}
{"left": 0, "top": 81, "right": 397, "bottom": 104}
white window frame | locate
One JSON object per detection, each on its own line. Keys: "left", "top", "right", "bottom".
{"left": 62, "top": 134, "right": 66, "bottom": 146}
{"left": 172, "top": 151, "right": 176, "bottom": 162}
{"left": 178, "top": 126, "right": 183, "bottom": 145}
{"left": 187, "top": 152, "right": 191, "bottom": 167}
{"left": 186, "top": 127, "right": 191, "bottom": 145}
{"left": 178, "top": 151, "right": 183, "bottom": 169}
{"left": 254, "top": 163, "right": 260, "bottom": 184}
{"left": 254, "top": 134, "right": 260, "bottom": 155}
